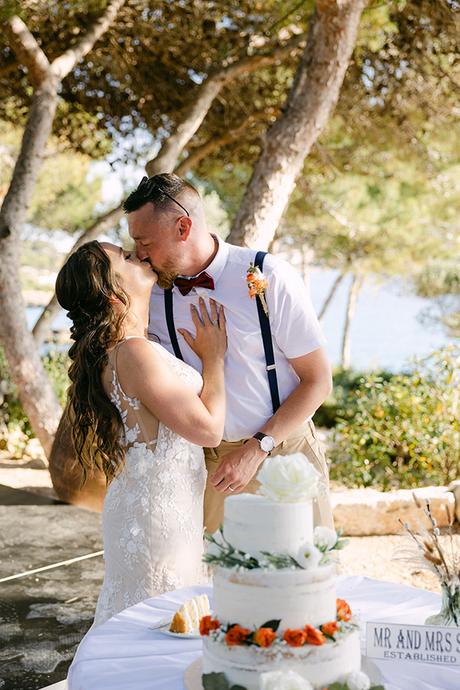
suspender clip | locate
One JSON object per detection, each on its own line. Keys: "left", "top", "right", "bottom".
{"left": 266, "top": 364, "right": 276, "bottom": 371}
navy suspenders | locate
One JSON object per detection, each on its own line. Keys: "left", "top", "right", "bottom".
{"left": 254, "top": 251, "right": 281, "bottom": 414}
{"left": 164, "top": 288, "right": 184, "bottom": 361}
{"left": 163, "top": 252, "right": 281, "bottom": 414}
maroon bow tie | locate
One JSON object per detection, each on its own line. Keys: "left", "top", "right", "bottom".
{"left": 174, "top": 271, "right": 215, "bottom": 296}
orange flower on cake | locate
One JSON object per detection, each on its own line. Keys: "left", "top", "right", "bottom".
{"left": 336, "top": 598, "right": 352, "bottom": 622}
{"left": 199, "top": 615, "right": 220, "bottom": 636}
{"left": 304, "top": 624, "right": 326, "bottom": 646}
{"left": 321, "top": 621, "right": 338, "bottom": 638}
{"left": 283, "top": 628, "right": 307, "bottom": 647}
{"left": 225, "top": 624, "right": 251, "bottom": 646}
{"left": 254, "top": 627, "right": 277, "bottom": 648}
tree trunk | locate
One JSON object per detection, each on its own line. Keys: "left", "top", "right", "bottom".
{"left": 319, "top": 270, "right": 346, "bottom": 320}
{"left": 0, "top": 80, "right": 62, "bottom": 457}
{"left": 227, "top": 0, "right": 366, "bottom": 249}
{"left": 340, "top": 273, "right": 362, "bottom": 369}
{"left": 1, "top": 4, "right": 125, "bottom": 458}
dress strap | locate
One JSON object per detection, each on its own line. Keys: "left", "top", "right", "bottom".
{"left": 108, "top": 338, "right": 157, "bottom": 448}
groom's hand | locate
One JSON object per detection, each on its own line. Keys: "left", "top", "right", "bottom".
{"left": 210, "top": 439, "right": 267, "bottom": 494}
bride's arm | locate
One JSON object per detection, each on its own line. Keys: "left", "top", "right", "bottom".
{"left": 117, "top": 299, "right": 226, "bottom": 447}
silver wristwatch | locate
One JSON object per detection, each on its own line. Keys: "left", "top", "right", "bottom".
{"left": 252, "top": 432, "right": 276, "bottom": 454}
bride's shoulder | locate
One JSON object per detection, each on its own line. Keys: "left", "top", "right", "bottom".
{"left": 116, "top": 337, "right": 163, "bottom": 367}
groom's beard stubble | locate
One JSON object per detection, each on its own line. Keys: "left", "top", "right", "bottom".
{"left": 150, "top": 259, "right": 179, "bottom": 290}
{"left": 156, "top": 271, "right": 178, "bottom": 290}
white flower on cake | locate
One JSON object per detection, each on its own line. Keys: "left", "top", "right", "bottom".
{"left": 314, "top": 526, "right": 338, "bottom": 551}
{"left": 347, "top": 670, "right": 371, "bottom": 690}
{"left": 256, "top": 453, "right": 320, "bottom": 503}
{"left": 259, "top": 669, "right": 314, "bottom": 690}
{"left": 296, "top": 541, "right": 322, "bottom": 569}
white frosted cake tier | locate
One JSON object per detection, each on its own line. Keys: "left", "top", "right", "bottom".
{"left": 213, "top": 564, "right": 336, "bottom": 630}
{"left": 202, "top": 629, "right": 361, "bottom": 690}
{"left": 223, "top": 493, "right": 313, "bottom": 559}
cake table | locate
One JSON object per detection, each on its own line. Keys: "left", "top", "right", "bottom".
{"left": 67, "top": 576, "right": 459, "bottom": 690}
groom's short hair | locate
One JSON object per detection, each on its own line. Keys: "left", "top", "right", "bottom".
{"left": 123, "top": 173, "right": 199, "bottom": 214}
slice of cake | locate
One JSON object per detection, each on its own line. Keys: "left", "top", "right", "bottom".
{"left": 170, "top": 594, "right": 210, "bottom": 633}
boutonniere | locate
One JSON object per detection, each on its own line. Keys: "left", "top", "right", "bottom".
{"left": 246, "top": 263, "right": 269, "bottom": 315}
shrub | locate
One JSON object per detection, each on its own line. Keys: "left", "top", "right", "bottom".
{"left": 0, "top": 346, "right": 69, "bottom": 456}
{"left": 329, "top": 346, "right": 460, "bottom": 489}
{"left": 315, "top": 367, "right": 394, "bottom": 428}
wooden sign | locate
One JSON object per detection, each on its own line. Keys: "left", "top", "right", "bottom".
{"left": 366, "top": 621, "right": 460, "bottom": 666}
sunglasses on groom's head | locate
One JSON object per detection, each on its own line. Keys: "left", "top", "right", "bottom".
{"left": 137, "top": 176, "right": 190, "bottom": 217}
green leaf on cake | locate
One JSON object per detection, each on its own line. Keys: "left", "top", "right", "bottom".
{"left": 202, "top": 672, "right": 230, "bottom": 690}
{"left": 229, "top": 686, "right": 248, "bottom": 690}
{"left": 259, "top": 619, "right": 281, "bottom": 632}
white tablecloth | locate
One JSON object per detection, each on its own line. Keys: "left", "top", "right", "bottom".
{"left": 68, "top": 576, "right": 459, "bottom": 690}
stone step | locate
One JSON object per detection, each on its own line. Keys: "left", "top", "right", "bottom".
{"left": 332, "top": 486, "right": 455, "bottom": 536}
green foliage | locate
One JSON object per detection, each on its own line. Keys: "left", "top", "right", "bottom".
{"left": 0, "top": 346, "right": 68, "bottom": 454}
{"left": 42, "top": 351, "right": 70, "bottom": 406}
{"left": 0, "top": 121, "right": 103, "bottom": 233}
{"left": 315, "top": 367, "right": 395, "bottom": 429}
{"left": 330, "top": 346, "right": 460, "bottom": 489}
{"left": 202, "top": 673, "right": 246, "bottom": 690}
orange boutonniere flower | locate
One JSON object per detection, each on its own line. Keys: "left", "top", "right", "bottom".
{"left": 283, "top": 628, "right": 307, "bottom": 647}
{"left": 304, "top": 624, "right": 326, "bottom": 646}
{"left": 336, "top": 598, "right": 352, "bottom": 622}
{"left": 199, "top": 615, "right": 220, "bottom": 636}
{"left": 225, "top": 624, "right": 251, "bottom": 646}
{"left": 246, "top": 263, "right": 269, "bottom": 315}
{"left": 321, "top": 621, "right": 339, "bottom": 638}
{"left": 253, "top": 627, "right": 277, "bottom": 648}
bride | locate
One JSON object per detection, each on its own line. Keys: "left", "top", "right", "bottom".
{"left": 55, "top": 239, "right": 226, "bottom": 625}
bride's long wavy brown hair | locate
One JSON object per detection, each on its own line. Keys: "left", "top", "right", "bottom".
{"left": 55, "top": 241, "right": 130, "bottom": 485}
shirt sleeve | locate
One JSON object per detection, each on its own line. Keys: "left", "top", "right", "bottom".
{"left": 266, "top": 258, "right": 326, "bottom": 360}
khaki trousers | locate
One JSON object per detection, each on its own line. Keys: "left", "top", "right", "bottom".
{"left": 203, "top": 420, "right": 334, "bottom": 534}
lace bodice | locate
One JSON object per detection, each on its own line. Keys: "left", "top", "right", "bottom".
{"left": 93, "top": 337, "right": 208, "bottom": 626}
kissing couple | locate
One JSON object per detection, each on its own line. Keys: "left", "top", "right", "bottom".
{"left": 53, "top": 173, "right": 334, "bottom": 626}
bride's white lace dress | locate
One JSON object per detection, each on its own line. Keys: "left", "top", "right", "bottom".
{"left": 93, "top": 338, "right": 207, "bottom": 626}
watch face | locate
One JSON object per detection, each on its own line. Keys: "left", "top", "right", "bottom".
{"left": 260, "top": 435, "right": 275, "bottom": 452}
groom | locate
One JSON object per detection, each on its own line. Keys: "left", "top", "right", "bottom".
{"left": 124, "top": 174, "right": 334, "bottom": 531}
{"left": 50, "top": 173, "right": 334, "bottom": 530}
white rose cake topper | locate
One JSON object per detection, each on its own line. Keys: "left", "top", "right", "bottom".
{"left": 246, "top": 262, "right": 269, "bottom": 315}
{"left": 256, "top": 452, "right": 320, "bottom": 503}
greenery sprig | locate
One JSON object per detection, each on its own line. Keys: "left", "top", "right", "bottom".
{"left": 203, "top": 528, "right": 302, "bottom": 570}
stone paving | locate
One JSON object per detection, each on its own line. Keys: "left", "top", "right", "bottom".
{"left": 0, "top": 484, "right": 103, "bottom": 690}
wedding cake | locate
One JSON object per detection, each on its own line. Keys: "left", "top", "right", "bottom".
{"left": 199, "top": 454, "right": 374, "bottom": 690}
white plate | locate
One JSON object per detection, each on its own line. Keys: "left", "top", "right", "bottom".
{"left": 158, "top": 623, "right": 202, "bottom": 639}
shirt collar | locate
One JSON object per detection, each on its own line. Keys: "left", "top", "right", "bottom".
{"left": 203, "top": 234, "right": 229, "bottom": 284}
{"left": 175, "top": 234, "right": 229, "bottom": 286}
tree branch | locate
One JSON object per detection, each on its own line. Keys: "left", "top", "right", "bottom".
{"left": 219, "top": 31, "right": 307, "bottom": 82}
{"left": 5, "top": 15, "right": 50, "bottom": 86}
{"left": 175, "top": 109, "right": 276, "bottom": 175}
{"left": 146, "top": 32, "right": 306, "bottom": 175}
{"left": 51, "top": 0, "right": 126, "bottom": 80}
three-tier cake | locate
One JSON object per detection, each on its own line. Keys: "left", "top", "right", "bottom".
{"left": 199, "top": 453, "right": 371, "bottom": 690}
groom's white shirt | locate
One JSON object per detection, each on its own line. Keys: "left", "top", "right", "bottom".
{"left": 148, "top": 235, "right": 326, "bottom": 442}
